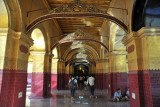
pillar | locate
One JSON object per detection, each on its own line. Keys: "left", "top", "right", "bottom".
{"left": 95, "top": 60, "right": 104, "bottom": 90}
{"left": 30, "top": 51, "right": 45, "bottom": 98}
{"left": 122, "top": 28, "right": 160, "bottom": 107}
{"left": 95, "top": 59, "right": 109, "bottom": 90}
{"left": 27, "top": 57, "right": 33, "bottom": 87}
{"left": 0, "top": 28, "right": 33, "bottom": 107}
{"left": 69, "top": 64, "right": 72, "bottom": 74}
{"left": 65, "top": 64, "right": 70, "bottom": 89}
{"left": 102, "top": 59, "right": 109, "bottom": 90}
{"left": 0, "top": 28, "right": 7, "bottom": 93}
{"left": 43, "top": 52, "right": 51, "bottom": 98}
{"left": 95, "top": 60, "right": 99, "bottom": 89}
{"left": 57, "top": 60, "right": 65, "bottom": 90}
{"left": 107, "top": 51, "right": 128, "bottom": 96}
{"left": 51, "top": 58, "right": 58, "bottom": 90}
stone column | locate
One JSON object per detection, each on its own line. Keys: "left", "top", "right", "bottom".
{"left": 102, "top": 59, "right": 109, "bottom": 90}
{"left": 43, "top": 52, "right": 51, "bottom": 98}
{"left": 0, "top": 28, "right": 8, "bottom": 93}
{"left": 107, "top": 53, "right": 113, "bottom": 97}
{"left": 107, "top": 51, "right": 128, "bottom": 96}
{"left": 95, "top": 60, "right": 99, "bottom": 89}
{"left": 57, "top": 60, "right": 65, "bottom": 90}
{"left": 122, "top": 28, "right": 160, "bottom": 107}
{"left": 51, "top": 58, "right": 58, "bottom": 90}
{"left": 0, "top": 28, "right": 33, "bottom": 107}
{"left": 95, "top": 60, "right": 104, "bottom": 89}
{"left": 62, "top": 61, "right": 66, "bottom": 89}
{"left": 69, "top": 64, "right": 72, "bottom": 74}
{"left": 65, "top": 64, "right": 70, "bottom": 89}
{"left": 30, "top": 51, "right": 45, "bottom": 98}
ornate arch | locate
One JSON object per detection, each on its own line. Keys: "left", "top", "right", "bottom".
{"left": 65, "top": 58, "right": 96, "bottom": 66}
{"left": 52, "top": 30, "right": 109, "bottom": 51}
{"left": 26, "top": 0, "right": 128, "bottom": 34}
{"left": 65, "top": 49, "right": 95, "bottom": 61}
{"left": 30, "top": 25, "right": 52, "bottom": 53}
{"left": 4, "top": 0, "right": 23, "bottom": 32}
{"left": 62, "top": 45, "right": 99, "bottom": 60}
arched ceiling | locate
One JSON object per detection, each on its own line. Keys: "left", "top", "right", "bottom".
{"left": 66, "top": 57, "right": 96, "bottom": 66}
{"left": 62, "top": 40, "right": 100, "bottom": 65}
{"left": 52, "top": 30, "right": 109, "bottom": 51}
{"left": 109, "top": 23, "right": 126, "bottom": 52}
{"left": 62, "top": 42, "right": 100, "bottom": 60}
{"left": 65, "top": 49, "right": 95, "bottom": 61}
{"left": 26, "top": 0, "right": 128, "bottom": 34}
{"left": 7, "top": 0, "right": 129, "bottom": 64}
{"left": 56, "top": 30, "right": 106, "bottom": 63}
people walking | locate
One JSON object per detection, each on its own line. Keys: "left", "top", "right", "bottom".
{"left": 87, "top": 74, "right": 95, "bottom": 98}
{"left": 69, "top": 75, "right": 78, "bottom": 102}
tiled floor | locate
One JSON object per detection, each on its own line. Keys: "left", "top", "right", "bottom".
{"left": 26, "top": 89, "right": 130, "bottom": 107}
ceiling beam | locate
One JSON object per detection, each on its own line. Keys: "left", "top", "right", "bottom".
{"left": 41, "top": 0, "right": 62, "bottom": 34}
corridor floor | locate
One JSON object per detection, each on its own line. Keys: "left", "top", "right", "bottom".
{"left": 26, "top": 89, "right": 130, "bottom": 107}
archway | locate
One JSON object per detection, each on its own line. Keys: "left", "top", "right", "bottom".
{"left": 132, "top": 0, "right": 160, "bottom": 31}
{"left": 108, "top": 23, "right": 128, "bottom": 96}
{"left": 63, "top": 45, "right": 100, "bottom": 60}
{"left": 0, "top": 0, "right": 33, "bottom": 107}
{"left": 0, "top": 0, "right": 8, "bottom": 94}
{"left": 65, "top": 51, "right": 94, "bottom": 90}
{"left": 26, "top": 28, "right": 46, "bottom": 100}
{"left": 26, "top": 0, "right": 129, "bottom": 34}
{"left": 52, "top": 30, "right": 109, "bottom": 51}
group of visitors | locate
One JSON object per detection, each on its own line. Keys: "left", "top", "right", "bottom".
{"left": 69, "top": 74, "right": 95, "bottom": 101}
{"left": 68, "top": 74, "right": 129, "bottom": 102}
{"left": 113, "top": 88, "right": 129, "bottom": 102}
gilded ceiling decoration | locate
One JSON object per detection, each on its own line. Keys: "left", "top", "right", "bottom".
{"left": 26, "top": 0, "right": 128, "bottom": 33}
{"left": 52, "top": 29, "right": 108, "bottom": 51}
{"left": 50, "top": 0, "right": 108, "bottom": 14}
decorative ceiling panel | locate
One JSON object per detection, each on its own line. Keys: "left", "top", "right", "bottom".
{"left": 46, "top": 0, "right": 112, "bottom": 36}
{"left": 47, "top": 0, "right": 112, "bottom": 10}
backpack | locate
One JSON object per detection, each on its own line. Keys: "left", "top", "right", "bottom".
{"left": 69, "top": 79, "right": 77, "bottom": 89}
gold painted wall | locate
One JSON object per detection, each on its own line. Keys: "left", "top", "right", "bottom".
{"left": 109, "top": 0, "right": 135, "bottom": 32}
{"left": 108, "top": 52, "right": 128, "bottom": 73}
{"left": 51, "top": 59, "right": 58, "bottom": 74}
{"left": 0, "top": 0, "right": 8, "bottom": 27}
{"left": 31, "top": 51, "right": 45, "bottom": 73}
{"left": 114, "top": 54, "right": 128, "bottom": 73}
{"left": 125, "top": 36, "right": 139, "bottom": 71}
{"left": 123, "top": 28, "right": 160, "bottom": 71}
{"left": 147, "top": 36, "right": 160, "bottom": 69}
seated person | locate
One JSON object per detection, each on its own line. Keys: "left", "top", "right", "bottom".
{"left": 124, "top": 88, "right": 129, "bottom": 101}
{"left": 113, "top": 88, "right": 122, "bottom": 101}
{"left": 121, "top": 88, "right": 130, "bottom": 101}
